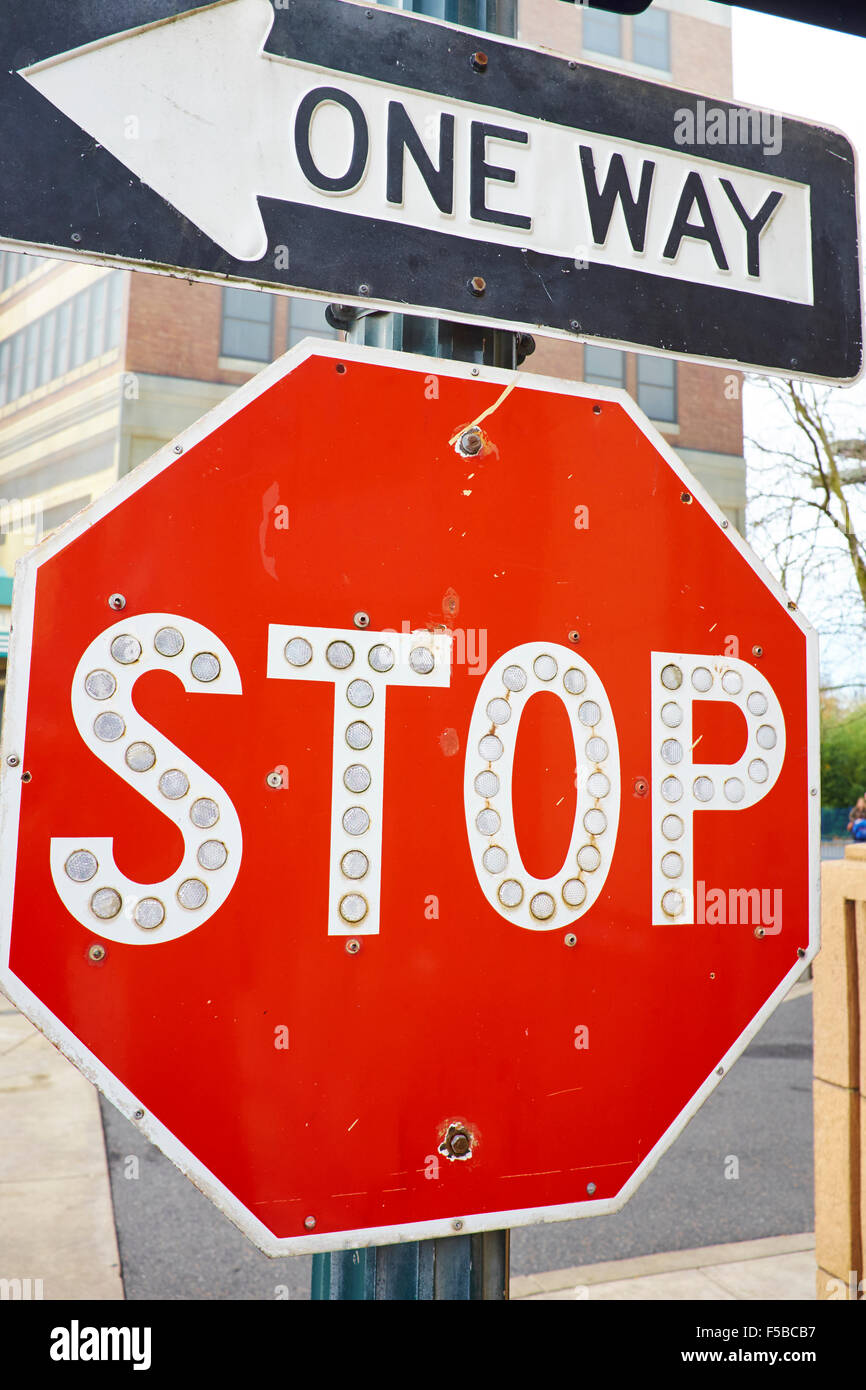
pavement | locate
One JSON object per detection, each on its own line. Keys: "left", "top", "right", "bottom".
{"left": 0, "top": 989, "right": 817, "bottom": 1302}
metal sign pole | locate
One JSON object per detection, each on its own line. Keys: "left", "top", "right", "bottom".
{"left": 312, "top": 0, "right": 519, "bottom": 1301}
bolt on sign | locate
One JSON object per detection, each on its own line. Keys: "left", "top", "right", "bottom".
{"left": 0, "top": 0, "right": 860, "bottom": 380}
{"left": 0, "top": 342, "right": 818, "bottom": 1253}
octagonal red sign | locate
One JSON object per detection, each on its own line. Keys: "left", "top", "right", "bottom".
{"left": 0, "top": 341, "right": 819, "bottom": 1253}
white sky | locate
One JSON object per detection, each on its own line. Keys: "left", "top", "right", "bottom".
{"left": 730, "top": 4, "right": 866, "bottom": 687}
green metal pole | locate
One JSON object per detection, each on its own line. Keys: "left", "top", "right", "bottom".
{"left": 313, "top": 0, "right": 521, "bottom": 1301}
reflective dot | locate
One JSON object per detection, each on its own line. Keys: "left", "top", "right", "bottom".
{"left": 197, "top": 840, "right": 228, "bottom": 871}
{"left": 346, "top": 721, "right": 372, "bottom": 750}
{"left": 343, "top": 806, "right": 370, "bottom": 836}
{"left": 159, "top": 768, "right": 189, "bottom": 799}
{"left": 503, "top": 664, "right": 527, "bottom": 692}
{"left": 661, "top": 702, "right": 682, "bottom": 728}
{"left": 724, "top": 778, "right": 745, "bottom": 803}
{"left": 662, "top": 814, "right": 684, "bottom": 841}
{"left": 533, "top": 654, "right": 558, "bottom": 682}
{"left": 134, "top": 898, "right": 165, "bottom": 930}
{"left": 691, "top": 667, "right": 713, "bottom": 692}
{"left": 191, "top": 652, "right": 220, "bottom": 683}
{"left": 125, "top": 742, "right": 156, "bottom": 772}
{"left": 341, "top": 851, "right": 369, "bottom": 880}
{"left": 344, "top": 764, "right": 371, "bottom": 794}
{"left": 285, "top": 637, "right": 313, "bottom": 667}
{"left": 65, "top": 850, "right": 97, "bottom": 882}
{"left": 756, "top": 724, "right": 777, "bottom": 749}
{"left": 410, "top": 647, "right": 434, "bottom": 674}
{"left": 562, "top": 878, "right": 586, "bottom": 908}
{"left": 661, "top": 776, "right": 683, "bottom": 802}
{"left": 476, "top": 808, "right": 501, "bottom": 836}
{"left": 498, "top": 879, "right": 523, "bottom": 908}
{"left": 587, "top": 771, "right": 610, "bottom": 798}
{"left": 85, "top": 670, "right": 116, "bottom": 700}
{"left": 154, "top": 627, "right": 184, "bottom": 658}
{"left": 530, "top": 892, "right": 555, "bottom": 920}
{"left": 747, "top": 692, "right": 768, "bottom": 716}
{"left": 579, "top": 700, "right": 601, "bottom": 727}
{"left": 475, "top": 770, "right": 499, "bottom": 798}
{"left": 347, "top": 679, "right": 373, "bottom": 708}
{"left": 486, "top": 698, "right": 511, "bottom": 726}
{"left": 693, "top": 776, "right": 715, "bottom": 802}
{"left": 662, "top": 889, "right": 684, "bottom": 917}
{"left": 661, "top": 852, "right": 683, "bottom": 878}
{"left": 190, "top": 798, "right": 219, "bottom": 829}
{"left": 111, "top": 634, "right": 141, "bottom": 665}
{"left": 563, "top": 668, "right": 586, "bottom": 695}
{"left": 482, "top": 845, "right": 508, "bottom": 874}
{"left": 721, "top": 670, "right": 743, "bottom": 695}
{"left": 586, "top": 737, "right": 608, "bottom": 763}
{"left": 177, "top": 879, "right": 208, "bottom": 910}
{"left": 661, "top": 739, "right": 683, "bottom": 765}
{"left": 577, "top": 844, "right": 601, "bottom": 872}
{"left": 749, "top": 759, "right": 769, "bottom": 783}
{"left": 327, "top": 641, "right": 354, "bottom": 669}
{"left": 584, "top": 808, "right": 607, "bottom": 835}
{"left": 661, "top": 664, "right": 682, "bottom": 690}
{"left": 90, "top": 887, "right": 122, "bottom": 920}
{"left": 479, "top": 734, "right": 503, "bottom": 761}
{"left": 368, "top": 644, "right": 394, "bottom": 673}
{"left": 94, "top": 712, "right": 125, "bottom": 742}
{"left": 339, "top": 893, "right": 368, "bottom": 924}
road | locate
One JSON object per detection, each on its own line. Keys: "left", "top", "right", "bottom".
{"left": 100, "top": 984, "right": 813, "bottom": 1299}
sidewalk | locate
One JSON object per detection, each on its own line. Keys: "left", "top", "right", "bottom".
{"left": 1, "top": 997, "right": 814, "bottom": 1301}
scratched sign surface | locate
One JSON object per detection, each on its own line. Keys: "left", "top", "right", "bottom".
{"left": 0, "top": 343, "right": 818, "bottom": 1253}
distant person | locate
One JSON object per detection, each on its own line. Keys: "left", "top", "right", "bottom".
{"left": 848, "top": 794, "right": 866, "bottom": 840}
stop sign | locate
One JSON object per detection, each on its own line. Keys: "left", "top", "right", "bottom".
{"left": 0, "top": 342, "right": 817, "bottom": 1253}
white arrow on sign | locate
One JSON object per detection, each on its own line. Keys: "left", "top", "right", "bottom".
{"left": 22, "top": 0, "right": 810, "bottom": 304}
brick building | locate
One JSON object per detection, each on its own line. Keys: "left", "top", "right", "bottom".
{"left": 0, "top": 0, "right": 744, "bottom": 722}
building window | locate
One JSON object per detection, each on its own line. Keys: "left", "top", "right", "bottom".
{"left": 637, "top": 354, "right": 677, "bottom": 422}
{"left": 584, "top": 344, "right": 626, "bottom": 390}
{"left": 0, "top": 273, "right": 124, "bottom": 411}
{"left": 221, "top": 287, "right": 275, "bottom": 363}
{"left": 0, "top": 251, "right": 35, "bottom": 294}
{"left": 633, "top": 9, "right": 670, "bottom": 71}
{"left": 582, "top": 10, "right": 622, "bottom": 58}
{"left": 287, "top": 297, "right": 339, "bottom": 351}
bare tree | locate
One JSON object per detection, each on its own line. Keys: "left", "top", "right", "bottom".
{"left": 746, "top": 377, "right": 866, "bottom": 682}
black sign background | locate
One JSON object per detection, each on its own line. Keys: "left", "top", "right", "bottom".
{"left": 0, "top": 0, "right": 860, "bottom": 380}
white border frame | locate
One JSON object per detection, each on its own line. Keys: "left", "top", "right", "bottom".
{"left": 0, "top": 338, "right": 820, "bottom": 1255}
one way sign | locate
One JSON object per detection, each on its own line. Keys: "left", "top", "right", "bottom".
{"left": 0, "top": 0, "right": 861, "bottom": 381}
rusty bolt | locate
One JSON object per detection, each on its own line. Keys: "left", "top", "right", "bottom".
{"left": 453, "top": 1220, "right": 464, "bottom": 1231}
{"left": 346, "top": 938, "right": 361, "bottom": 955}
{"left": 21, "top": 771, "right": 31, "bottom": 783}
{"left": 754, "top": 926, "right": 766, "bottom": 939}
{"left": 752, "top": 645, "right": 763, "bottom": 658}
{"left": 470, "top": 50, "right": 488, "bottom": 72}
{"left": 592, "top": 404, "right": 602, "bottom": 415}
{"left": 680, "top": 491, "right": 692, "bottom": 504}
{"left": 88, "top": 944, "right": 106, "bottom": 963}
{"left": 797, "top": 947, "right": 806, "bottom": 958}
{"left": 633, "top": 777, "right": 649, "bottom": 797}
{"left": 133, "top": 1109, "right": 145, "bottom": 1121}
{"left": 109, "top": 593, "right": 126, "bottom": 610}
{"left": 568, "top": 630, "right": 580, "bottom": 644}
{"left": 449, "top": 1131, "right": 471, "bottom": 1158}
{"left": 787, "top": 600, "right": 797, "bottom": 610}
{"left": 458, "top": 428, "right": 483, "bottom": 456}
{"left": 468, "top": 275, "right": 486, "bottom": 297}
